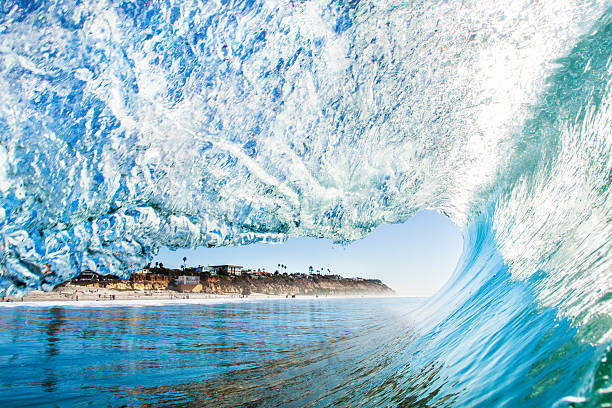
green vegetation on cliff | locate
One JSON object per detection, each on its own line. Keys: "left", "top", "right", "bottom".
{"left": 67, "top": 267, "right": 394, "bottom": 297}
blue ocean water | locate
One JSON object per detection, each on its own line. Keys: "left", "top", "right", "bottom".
{"left": 0, "top": 290, "right": 607, "bottom": 407}
{"left": 0, "top": 297, "right": 425, "bottom": 407}
{"left": 0, "top": 0, "right": 611, "bottom": 406}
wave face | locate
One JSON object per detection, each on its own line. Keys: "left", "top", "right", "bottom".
{"left": 0, "top": 0, "right": 611, "bottom": 405}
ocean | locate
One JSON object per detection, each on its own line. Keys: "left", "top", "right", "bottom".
{"left": 0, "top": 297, "right": 425, "bottom": 407}
{"left": 0, "top": 293, "right": 607, "bottom": 407}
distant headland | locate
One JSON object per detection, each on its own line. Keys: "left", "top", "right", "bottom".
{"left": 5, "top": 264, "right": 394, "bottom": 303}
{"left": 72, "top": 264, "right": 393, "bottom": 296}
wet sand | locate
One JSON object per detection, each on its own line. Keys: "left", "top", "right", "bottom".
{"left": 2, "top": 284, "right": 285, "bottom": 304}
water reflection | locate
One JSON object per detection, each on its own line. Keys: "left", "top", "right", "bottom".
{"left": 43, "top": 307, "right": 64, "bottom": 393}
{"left": 0, "top": 298, "right": 436, "bottom": 407}
{"left": 122, "top": 341, "right": 455, "bottom": 408}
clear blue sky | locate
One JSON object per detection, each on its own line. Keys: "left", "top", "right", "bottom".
{"left": 154, "top": 210, "right": 463, "bottom": 296}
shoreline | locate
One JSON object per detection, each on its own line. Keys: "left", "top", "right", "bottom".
{"left": 0, "top": 284, "right": 403, "bottom": 308}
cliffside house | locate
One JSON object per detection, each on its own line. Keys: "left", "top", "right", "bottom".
{"left": 69, "top": 270, "right": 120, "bottom": 283}
{"left": 210, "top": 265, "right": 243, "bottom": 276}
{"left": 194, "top": 265, "right": 216, "bottom": 274}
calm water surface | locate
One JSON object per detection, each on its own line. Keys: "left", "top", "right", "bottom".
{"left": 0, "top": 297, "right": 425, "bottom": 407}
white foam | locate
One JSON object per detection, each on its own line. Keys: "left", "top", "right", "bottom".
{"left": 0, "top": 294, "right": 405, "bottom": 308}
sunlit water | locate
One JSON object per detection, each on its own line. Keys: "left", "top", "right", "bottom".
{"left": 0, "top": 298, "right": 425, "bottom": 407}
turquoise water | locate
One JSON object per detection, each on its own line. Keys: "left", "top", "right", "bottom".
{"left": 0, "top": 298, "right": 424, "bottom": 407}
{"left": 0, "top": 293, "right": 607, "bottom": 407}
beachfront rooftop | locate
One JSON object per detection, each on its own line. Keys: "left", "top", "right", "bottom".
{"left": 209, "top": 265, "right": 243, "bottom": 275}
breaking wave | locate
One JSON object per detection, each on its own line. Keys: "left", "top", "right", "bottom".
{"left": 0, "top": 0, "right": 611, "bottom": 405}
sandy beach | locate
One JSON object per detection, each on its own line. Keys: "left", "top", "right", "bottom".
{"left": 0, "top": 284, "right": 398, "bottom": 307}
{"left": 1, "top": 284, "right": 285, "bottom": 306}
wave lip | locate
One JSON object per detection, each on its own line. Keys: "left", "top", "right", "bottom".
{"left": 0, "top": 0, "right": 608, "bottom": 291}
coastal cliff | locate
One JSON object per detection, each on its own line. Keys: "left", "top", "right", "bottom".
{"left": 70, "top": 268, "right": 394, "bottom": 297}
